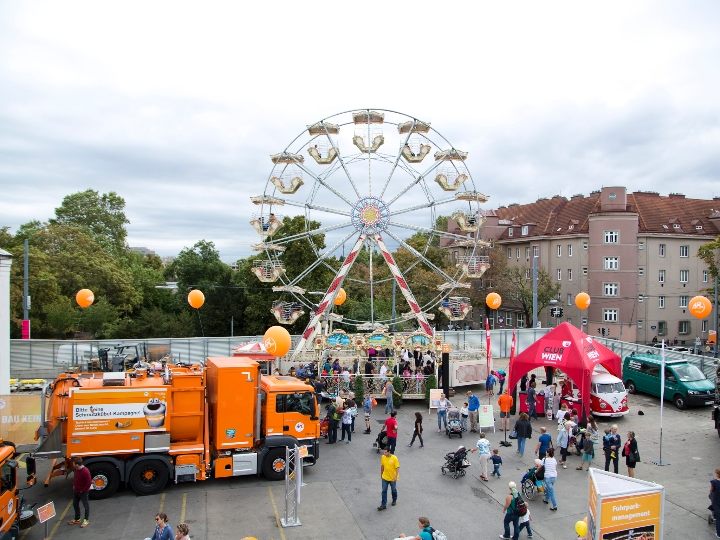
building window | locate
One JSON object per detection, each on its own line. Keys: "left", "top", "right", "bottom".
{"left": 506, "top": 313, "right": 513, "bottom": 326}
{"left": 508, "top": 227, "right": 514, "bottom": 237}
{"left": 517, "top": 313, "right": 526, "bottom": 328}
{"left": 638, "top": 241, "right": 645, "bottom": 250}
{"left": 525, "top": 268, "right": 531, "bottom": 279}
{"left": 679, "top": 296, "right": 688, "bottom": 308}
{"left": 638, "top": 319, "right": 644, "bottom": 329}
{"left": 533, "top": 245, "right": 539, "bottom": 257}
{"left": 583, "top": 240, "right": 588, "bottom": 250}
{"left": 658, "top": 296, "right": 665, "bottom": 309}
{"left": 680, "top": 245, "right": 689, "bottom": 257}
{"left": 556, "top": 244, "right": 562, "bottom": 257}
{"left": 678, "top": 320, "right": 690, "bottom": 335}
{"left": 567, "top": 269, "right": 573, "bottom": 281}
{"left": 703, "top": 320, "right": 708, "bottom": 332}
{"left": 704, "top": 270, "right": 709, "bottom": 283}
{"left": 516, "top": 248, "right": 520, "bottom": 259}
{"left": 506, "top": 247, "right": 512, "bottom": 259}
{"left": 638, "top": 267, "right": 644, "bottom": 276}
{"left": 525, "top": 247, "right": 530, "bottom": 259}
{"left": 603, "top": 309, "right": 618, "bottom": 322}
{"left": 453, "top": 251, "right": 458, "bottom": 260}
{"left": 658, "top": 270, "right": 665, "bottom": 284}
{"left": 567, "top": 293, "right": 572, "bottom": 306}
{"left": 680, "top": 269, "right": 689, "bottom": 283}
{"left": 638, "top": 294, "right": 644, "bottom": 303}
{"left": 521, "top": 225, "right": 529, "bottom": 236}
{"left": 603, "top": 283, "right": 619, "bottom": 296}
{"left": 582, "top": 267, "right": 588, "bottom": 276}
{"left": 567, "top": 244, "right": 573, "bottom": 257}
{"left": 658, "top": 320, "right": 667, "bottom": 336}
{"left": 557, "top": 269, "right": 562, "bottom": 281}
{"left": 673, "top": 223, "right": 681, "bottom": 230}
{"left": 604, "top": 257, "right": 619, "bottom": 270}
{"left": 696, "top": 224, "right": 704, "bottom": 231}
{"left": 604, "top": 231, "right": 619, "bottom": 243}
{"left": 659, "top": 243, "right": 665, "bottom": 257}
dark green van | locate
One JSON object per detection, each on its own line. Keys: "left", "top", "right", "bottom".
{"left": 622, "top": 353, "right": 714, "bottom": 409}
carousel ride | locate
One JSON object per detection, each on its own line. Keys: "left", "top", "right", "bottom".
{"left": 248, "top": 109, "right": 492, "bottom": 366}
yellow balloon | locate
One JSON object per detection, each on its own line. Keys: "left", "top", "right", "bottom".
{"left": 187, "top": 289, "right": 205, "bottom": 309}
{"left": 575, "top": 292, "right": 591, "bottom": 310}
{"left": 75, "top": 289, "right": 95, "bottom": 309}
{"left": 575, "top": 519, "right": 588, "bottom": 537}
{"left": 334, "top": 288, "right": 347, "bottom": 306}
{"left": 486, "top": 292, "right": 502, "bottom": 310}
{"left": 264, "top": 326, "right": 291, "bottom": 357}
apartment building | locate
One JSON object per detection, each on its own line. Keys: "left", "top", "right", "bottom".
{"left": 444, "top": 186, "right": 720, "bottom": 344}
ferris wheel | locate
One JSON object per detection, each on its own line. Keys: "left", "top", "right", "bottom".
{"left": 249, "top": 109, "right": 491, "bottom": 355}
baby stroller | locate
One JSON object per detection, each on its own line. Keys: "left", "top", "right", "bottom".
{"left": 441, "top": 446, "right": 470, "bottom": 479}
{"left": 373, "top": 429, "right": 388, "bottom": 453}
{"left": 446, "top": 408, "right": 463, "bottom": 438}
{"left": 521, "top": 462, "right": 545, "bottom": 501}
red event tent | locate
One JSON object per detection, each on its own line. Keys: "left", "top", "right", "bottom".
{"left": 507, "top": 322, "right": 622, "bottom": 415}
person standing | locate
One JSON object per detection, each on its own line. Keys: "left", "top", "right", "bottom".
{"left": 526, "top": 381, "right": 537, "bottom": 420}
{"left": 473, "top": 431, "right": 492, "bottom": 481}
{"left": 408, "top": 411, "right": 424, "bottom": 448}
{"left": 556, "top": 421, "right": 571, "bottom": 469}
{"left": 378, "top": 448, "right": 400, "bottom": 511}
{"left": 490, "top": 449, "right": 503, "bottom": 477}
{"left": 437, "top": 393, "right": 450, "bottom": 432}
{"left": 520, "top": 374, "right": 528, "bottom": 392}
{"left": 175, "top": 523, "right": 191, "bottom": 540}
{"left": 542, "top": 448, "right": 559, "bottom": 511}
{"left": 486, "top": 372, "right": 496, "bottom": 397}
{"left": 66, "top": 457, "right": 91, "bottom": 528}
{"left": 622, "top": 431, "right": 639, "bottom": 477}
{"left": 534, "top": 426, "right": 553, "bottom": 459}
{"left": 340, "top": 404, "right": 353, "bottom": 443}
{"left": 498, "top": 371, "right": 507, "bottom": 395}
{"left": 384, "top": 380, "right": 401, "bottom": 414}
{"left": 384, "top": 411, "right": 399, "bottom": 453}
{"left": 144, "top": 513, "right": 173, "bottom": 540}
{"left": 708, "top": 469, "right": 720, "bottom": 538}
{"left": 467, "top": 390, "right": 480, "bottom": 432}
{"left": 460, "top": 402, "right": 469, "bottom": 432}
{"left": 499, "top": 481, "right": 520, "bottom": 540}
{"left": 517, "top": 506, "right": 533, "bottom": 538}
{"left": 326, "top": 399, "right": 340, "bottom": 444}
{"left": 513, "top": 412, "right": 532, "bottom": 457}
{"left": 498, "top": 392, "right": 514, "bottom": 432}
{"left": 603, "top": 424, "right": 621, "bottom": 473}
{"left": 363, "top": 394, "right": 374, "bottom": 434}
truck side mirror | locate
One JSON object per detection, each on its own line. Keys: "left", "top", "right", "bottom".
{"left": 25, "top": 456, "right": 37, "bottom": 486}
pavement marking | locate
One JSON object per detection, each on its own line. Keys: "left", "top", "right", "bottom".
{"left": 267, "top": 486, "right": 287, "bottom": 540}
{"left": 180, "top": 492, "right": 187, "bottom": 523}
{"left": 158, "top": 492, "right": 166, "bottom": 514}
{"left": 47, "top": 499, "right": 73, "bottom": 539}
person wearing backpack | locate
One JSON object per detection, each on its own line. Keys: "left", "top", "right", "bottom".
{"left": 500, "top": 481, "right": 522, "bottom": 540}
{"left": 396, "top": 516, "right": 446, "bottom": 540}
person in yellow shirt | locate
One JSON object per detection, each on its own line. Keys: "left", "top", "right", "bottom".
{"left": 378, "top": 448, "right": 400, "bottom": 510}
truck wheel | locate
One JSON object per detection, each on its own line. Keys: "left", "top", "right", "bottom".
{"left": 673, "top": 394, "right": 686, "bottom": 410}
{"left": 625, "top": 381, "right": 636, "bottom": 394}
{"left": 262, "top": 448, "right": 293, "bottom": 481}
{"left": 87, "top": 462, "right": 120, "bottom": 500}
{"left": 129, "top": 460, "right": 169, "bottom": 496}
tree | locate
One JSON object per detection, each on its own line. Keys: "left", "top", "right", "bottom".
{"left": 495, "top": 265, "right": 561, "bottom": 325}
{"left": 698, "top": 237, "right": 720, "bottom": 280}
{"left": 51, "top": 190, "right": 129, "bottom": 253}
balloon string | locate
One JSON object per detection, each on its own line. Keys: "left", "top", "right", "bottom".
{"left": 196, "top": 309, "right": 205, "bottom": 337}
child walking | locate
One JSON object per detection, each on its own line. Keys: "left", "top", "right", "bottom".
{"left": 460, "top": 402, "right": 469, "bottom": 432}
{"left": 490, "top": 448, "right": 503, "bottom": 477}
{"left": 486, "top": 372, "right": 496, "bottom": 398}
{"left": 407, "top": 411, "right": 424, "bottom": 448}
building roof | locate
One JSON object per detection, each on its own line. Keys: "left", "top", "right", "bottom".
{"left": 487, "top": 190, "right": 720, "bottom": 239}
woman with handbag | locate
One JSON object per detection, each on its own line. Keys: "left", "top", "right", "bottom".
{"left": 622, "top": 431, "right": 639, "bottom": 477}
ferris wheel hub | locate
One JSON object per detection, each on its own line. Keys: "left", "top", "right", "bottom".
{"left": 351, "top": 197, "right": 389, "bottom": 234}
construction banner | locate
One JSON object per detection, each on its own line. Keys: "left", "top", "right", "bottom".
{"left": 0, "top": 394, "right": 42, "bottom": 445}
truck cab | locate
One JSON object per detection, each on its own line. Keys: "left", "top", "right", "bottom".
{"left": 0, "top": 441, "right": 36, "bottom": 540}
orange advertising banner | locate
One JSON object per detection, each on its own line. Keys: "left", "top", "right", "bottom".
{"left": 70, "top": 388, "right": 168, "bottom": 435}
{"left": 0, "top": 394, "right": 41, "bottom": 445}
{"left": 599, "top": 491, "right": 662, "bottom": 538}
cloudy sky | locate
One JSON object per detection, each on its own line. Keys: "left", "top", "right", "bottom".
{"left": 1, "top": 1, "right": 719, "bottom": 262}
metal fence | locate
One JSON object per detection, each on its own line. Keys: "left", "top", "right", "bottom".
{"left": 319, "top": 374, "right": 429, "bottom": 399}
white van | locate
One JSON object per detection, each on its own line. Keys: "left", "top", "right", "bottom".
{"left": 590, "top": 367, "right": 628, "bottom": 417}
{"left": 55, "top": 343, "right": 96, "bottom": 367}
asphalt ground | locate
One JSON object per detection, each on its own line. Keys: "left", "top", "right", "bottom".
{"left": 12, "top": 364, "right": 720, "bottom": 540}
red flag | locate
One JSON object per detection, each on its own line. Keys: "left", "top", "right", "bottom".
{"left": 485, "top": 317, "right": 492, "bottom": 376}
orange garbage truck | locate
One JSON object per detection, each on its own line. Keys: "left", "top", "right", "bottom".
{"left": 1, "top": 440, "right": 37, "bottom": 539}
{"left": 31, "top": 354, "right": 320, "bottom": 499}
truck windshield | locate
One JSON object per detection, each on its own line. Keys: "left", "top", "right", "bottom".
{"left": 1, "top": 461, "right": 15, "bottom": 494}
{"left": 671, "top": 364, "right": 706, "bottom": 382}
{"left": 277, "top": 392, "right": 315, "bottom": 416}
{"left": 595, "top": 382, "right": 625, "bottom": 394}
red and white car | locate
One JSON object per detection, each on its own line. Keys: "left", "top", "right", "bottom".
{"left": 590, "top": 367, "right": 629, "bottom": 417}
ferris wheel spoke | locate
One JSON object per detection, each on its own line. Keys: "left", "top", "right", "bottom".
{"left": 284, "top": 230, "right": 358, "bottom": 286}
{"left": 386, "top": 196, "right": 457, "bottom": 218}
{"left": 294, "top": 161, "right": 356, "bottom": 207}
{"left": 387, "top": 221, "right": 489, "bottom": 244}
{"left": 270, "top": 221, "right": 354, "bottom": 245}
{"left": 379, "top": 127, "right": 414, "bottom": 199}
{"left": 383, "top": 229, "right": 456, "bottom": 284}
{"left": 385, "top": 159, "right": 444, "bottom": 207}
{"left": 283, "top": 199, "right": 352, "bottom": 218}
{"left": 324, "top": 133, "right": 363, "bottom": 199}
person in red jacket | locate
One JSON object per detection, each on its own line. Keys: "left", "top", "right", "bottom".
{"left": 67, "top": 457, "right": 91, "bottom": 528}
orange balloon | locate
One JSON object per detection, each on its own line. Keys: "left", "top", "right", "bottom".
{"left": 75, "top": 289, "right": 94, "bottom": 309}
{"left": 575, "top": 292, "right": 591, "bottom": 310}
{"left": 334, "top": 288, "right": 347, "bottom": 306}
{"left": 486, "top": 292, "right": 502, "bottom": 310}
{"left": 264, "top": 326, "right": 292, "bottom": 357}
{"left": 689, "top": 295, "right": 712, "bottom": 319}
{"left": 187, "top": 289, "right": 205, "bottom": 309}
